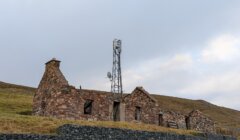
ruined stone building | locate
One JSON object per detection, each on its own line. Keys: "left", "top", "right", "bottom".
{"left": 33, "top": 58, "right": 215, "bottom": 133}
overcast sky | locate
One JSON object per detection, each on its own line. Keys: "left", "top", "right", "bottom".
{"left": 0, "top": 0, "right": 240, "bottom": 110}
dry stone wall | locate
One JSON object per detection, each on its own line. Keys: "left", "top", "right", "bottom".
{"left": 0, "top": 125, "right": 237, "bottom": 140}
{"left": 58, "top": 124, "right": 236, "bottom": 140}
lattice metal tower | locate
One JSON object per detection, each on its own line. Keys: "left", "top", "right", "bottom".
{"left": 108, "top": 39, "right": 123, "bottom": 101}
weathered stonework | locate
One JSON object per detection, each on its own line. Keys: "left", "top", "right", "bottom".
{"left": 33, "top": 59, "right": 69, "bottom": 116}
{"left": 186, "top": 110, "right": 215, "bottom": 133}
{"left": 124, "top": 87, "right": 159, "bottom": 125}
{"left": 33, "top": 58, "right": 216, "bottom": 133}
{"left": 160, "top": 111, "right": 187, "bottom": 129}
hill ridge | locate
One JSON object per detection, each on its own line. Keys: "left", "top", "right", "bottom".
{"left": 0, "top": 81, "right": 35, "bottom": 91}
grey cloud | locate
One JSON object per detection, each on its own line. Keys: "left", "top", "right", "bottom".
{"left": 0, "top": 0, "right": 240, "bottom": 109}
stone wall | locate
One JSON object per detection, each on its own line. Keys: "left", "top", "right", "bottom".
{"left": 124, "top": 87, "right": 159, "bottom": 125}
{"left": 43, "top": 86, "right": 81, "bottom": 119}
{"left": 187, "top": 110, "right": 215, "bottom": 133}
{"left": 160, "top": 111, "right": 187, "bottom": 129}
{"left": 58, "top": 124, "right": 236, "bottom": 140}
{"left": 78, "top": 89, "right": 113, "bottom": 121}
{"left": 0, "top": 134, "right": 60, "bottom": 140}
{"left": 0, "top": 125, "right": 237, "bottom": 140}
{"left": 36, "top": 87, "right": 115, "bottom": 121}
{"left": 0, "top": 125, "right": 236, "bottom": 140}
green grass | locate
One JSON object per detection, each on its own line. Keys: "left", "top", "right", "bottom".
{"left": 0, "top": 81, "right": 239, "bottom": 139}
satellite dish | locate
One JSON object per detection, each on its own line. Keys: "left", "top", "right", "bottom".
{"left": 107, "top": 72, "right": 112, "bottom": 79}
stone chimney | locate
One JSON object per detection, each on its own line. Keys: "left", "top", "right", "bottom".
{"left": 37, "top": 58, "right": 69, "bottom": 90}
{"left": 45, "top": 58, "right": 61, "bottom": 69}
{"left": 33, "top": 58, "right": 69, "bottom": 115}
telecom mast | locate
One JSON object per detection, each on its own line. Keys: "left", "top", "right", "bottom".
{"left": 107, "top": 39, "right": 123, "bottom": 102}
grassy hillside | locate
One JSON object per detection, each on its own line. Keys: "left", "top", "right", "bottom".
{"left": 152, "top": 95, "right": 240, "bottom": 129}
{"left": 0, "top": 81, "right": 239, "bottom": 139}
{"left": 0, "top": 81, "right": 35, "bottom": 92}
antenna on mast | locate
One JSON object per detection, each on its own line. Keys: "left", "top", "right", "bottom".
{"left": 107, "top": 39, "right": 123, "bottom": 101}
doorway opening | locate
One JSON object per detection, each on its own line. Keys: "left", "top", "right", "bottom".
{"left": 113, "top": 102, "right": 120, "bottom": 121}
{"left": 185, "top": 117, "right": 190, "bottom": 129}
{"left": 159, "top": 114, "right": 164, "bottom": 126}
{"left": 135, "top": 106, "right": 141, "bottom": 121}
{"left": 84, "top": 100, "right": 93, "bottom": 115}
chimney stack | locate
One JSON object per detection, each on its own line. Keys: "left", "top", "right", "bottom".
{"left": 38, "top": 58, "right": 68, "bottom": 89}
{"left": 45, "top": 58, "right": 61, "bottom": 68}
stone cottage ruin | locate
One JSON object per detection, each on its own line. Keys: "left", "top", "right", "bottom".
{"left": 33, "top": 58, "right": 215, "bottom": 133}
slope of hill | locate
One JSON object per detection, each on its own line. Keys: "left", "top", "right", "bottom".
{"left": 152, "top": 95, "right": 240, "bottom": 130}
{"left": 0, "top": 81, "right": 35, "bottom": 94}
{"left": 0, "top": 81, "right": 35, "bottom": 90}
{"left": 0, "top": 81, "right": 239, "bottom": 139}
